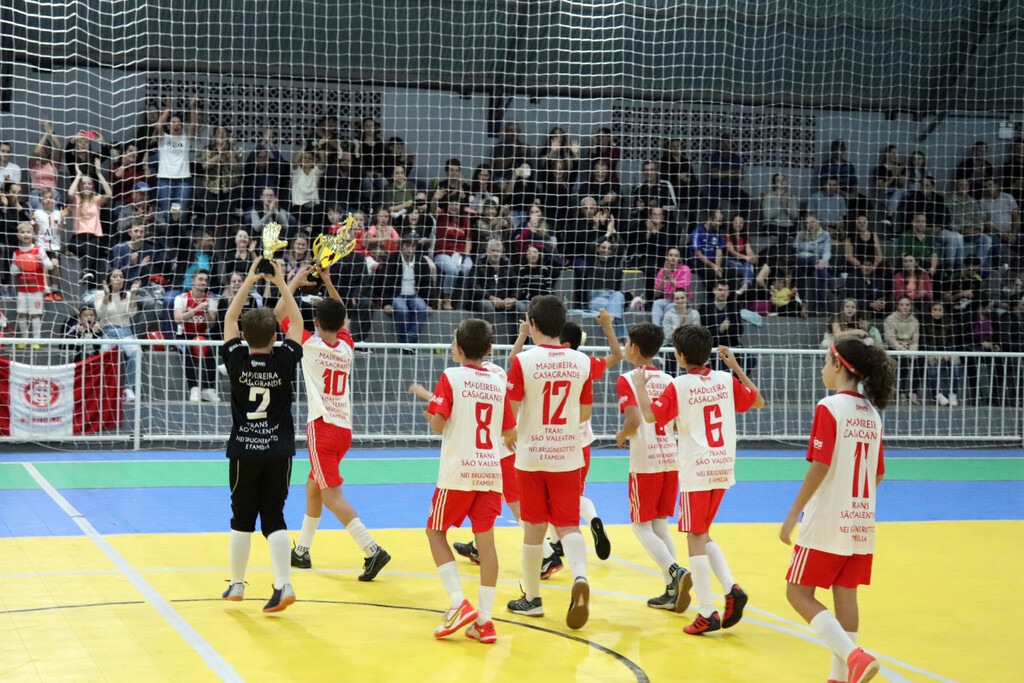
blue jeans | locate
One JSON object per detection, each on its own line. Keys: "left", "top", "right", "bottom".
{"left": 434, "top": 253, "right": 473, "bottom": 296}
{"left": 726, "top": 257, "right": 755, "bottom": 285}
{"left": 589, "top": 289, "right": 626, "bottom": 339}
{"left": 392, "top": 295, "right": 427, "bottom": 344}
{"left": 156, "top": 177, "right": 193, "bottom": 216}
{"left": 924, "top": 359, "right": 965, "bottom": 398}
{"left": 101, "top": 324, "right": 137, "bottom": 389}
{"left": 936, "top": 230, "right": 965, "bottom": 269}
{"left": 651, "top": 298, "right": 672, "bottom": 326}
{"left": 964, "top": 233, "right": 993, "bottom": 267}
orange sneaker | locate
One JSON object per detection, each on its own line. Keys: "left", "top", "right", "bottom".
{"left": 684, "top": 611, "right": 721, "bottom": 635}
{"left": 435, "top": 599, "right": 478, "bottom": 638}
{"left": 465, "top": 620, "right": 497, "bottom": 644}
{"left": 847, "top": 648, "right": 879, "bottom": 683}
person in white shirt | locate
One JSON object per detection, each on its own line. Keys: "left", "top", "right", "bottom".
{"left": 780, "top": 330, "right": 895, "bottom": 683}
{"left": 0, "top": 140, "right": 22, "bottom": 185}
{"left": 153, "top": 95, "right": 199, "bottom": 216}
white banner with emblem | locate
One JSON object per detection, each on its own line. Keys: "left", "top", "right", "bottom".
{"left": 8, "top": 361, "right": 75, "bottom": 437}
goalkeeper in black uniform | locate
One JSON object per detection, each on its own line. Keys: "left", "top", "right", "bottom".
{"left": 220, "top": 257, "right": 305, "bottom": 613}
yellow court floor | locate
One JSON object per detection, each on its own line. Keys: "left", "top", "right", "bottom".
{"left": 1, "top": 522, "right": 1020, "bottom": 682}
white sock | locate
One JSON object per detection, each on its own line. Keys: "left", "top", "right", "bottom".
{"left": 31, "top": 317, "right": 41, "bottom": 337}
{"left": 526, "top": 520, "right": 558, "bottom": 557}
{"left": 690, "top": 555, "right": 715, "bottom": 617}
{"left": 522, "top": 543, "right": 544, "bottom": 601}
{"left": 810, "top": 611, "right": 857, "bottom": 661}
{"left": 266, "top": 529, "right": 291, "bottom": 589}
{"left": 296, "top": 515, "right": 320, "bottom": 553}
{"left": 477, "top": 585, "right": 496, "bottom": 624}
{"left": 579, "top": 496, "right": 598, "bottom": 525}
{"left": 560, "top": 531, "right": 588, "bottom": 580}
{"left": 632, "top": 522, "right": 676, "bottom": 583}
{"left": 830, "top": 631, "right": 857, "bottom": 681}
{"left": 706, "top": 541, "right": 735, "bottom": 590}
{"left": 651, "top": 517, "right": 677, "bottom": 565}
{"left": 345, "top": 517, "right": 378, "bottom": 557}
{"left": 17, "top": 318, "right": 28, "bottom": 336}
{"left": 437, "top": 561, "right": 464, "bottom": 608}
{"left": 228, "top": 530, "right": 251, "bottom": 584}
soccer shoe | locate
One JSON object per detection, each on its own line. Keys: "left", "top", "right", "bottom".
{"left": 506, "top": 593, "right": 544, "bottom": 617}
{"left": 566, "top": 577, "right": 590, "bottom": 630}
{"left": 549, "top": 540, "right": 564, "bottom": 557}
{"left": 646, "top": 586, "right": 678, "bottom": 610}
{"left": 847, "top": 648, "right": 879, "bottom": 683}
{"left": 291, "top": 546, "right": 311, "bottom": 569}
{"left": 201, "top": 388, "right": 220, "bottom": 403}
{"left": 188, "top": 387, "right": 201, "bottom": 402}
{"left": 453, "top": 540, "right": 480, "bottom": 565}
{"left": 434, "top": 599, "right": 478, "bottom": 638}
{"left": 673, "top": 567, "right": 693, "bottom": 614}
{"left": 263, "top": 583, "right": 296, "bottom": 613}
{"left": 540, "top": 552, "right": 563, "bottom": 579}
{"left": 123, "top": 388, "right": 136, "bottom": 403}
{"left": 358, "top": 546, "right": 391, "bottom": 581}
{"left": 684, "top": 611, "right": 721, "bottom": 635}
{"left": 722, "top": 584, "right": 748, "bottom": 628}
{"left": 590, "top": 517, "right": 611, "bottom": 560}
{"left": 936, "top": 392, "right": 950, "bottom": 406}
{"left": 949, "top": 392, "right": 959, "bottom": 407}
{"left": 222, "top": 582, "right": 245, "bottom": 601}
{"left": 465, "top": 620, "right": 497, "bottom": 644}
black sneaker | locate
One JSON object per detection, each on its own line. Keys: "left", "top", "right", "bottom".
{"left": 549, "top": 540, "right": 564, "bottom": 557}
{"left": 540, "top": 552, "right": 563, "bottom": 579}
{"left": 358, "top": 545, "right": 391, "bottom": 581}
{"left": 506, "top": 593, "right": 544, "bottom": 617}
{"left": 590, "top": 517, "right": 611, "bottom": 560}
{"left": 566, "top": 577, "right": 590, "bottom": 630}
{"left": 674, "top": 567, "right": 693, "bottom": 614}
{"left": 291, "top": 546, "right": 311, "bottom": 569}
{"left": 646, "top": 585, "right": 677, "bottom": 610}
{"left": 453, "top": 540, "right": 480, "bottom": 565}
{"left": 722, "top": 584, "right": 748, "bottom": 628}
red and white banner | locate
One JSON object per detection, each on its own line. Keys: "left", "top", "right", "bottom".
{"left": 0, "top": 350, "right": 122, "bottom": 437}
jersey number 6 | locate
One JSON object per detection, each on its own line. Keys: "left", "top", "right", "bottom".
{"left": 703, "top": 404, "right": 725, "bottom": 448}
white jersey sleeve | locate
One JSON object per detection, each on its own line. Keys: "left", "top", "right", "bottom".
{"left": 618, "top": 367, "right": 678, "bottom": 474}
{"left": 482, "top": 360, "right": 514, "bottom": 459}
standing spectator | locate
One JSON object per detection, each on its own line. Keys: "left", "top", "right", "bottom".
{"left": 628, "top": 206, "right": 673, "bottom": 302}
{"left": 904, "top": 150, "right": 930, "bottom": 193}
{"left": 111, "top": 222, "right": 164, "bottom": 285}
{"left": 433, "top": 199, "right": 473, "bottom": 310}
{"left": 892, "top": 254, "right": 933, "bottom": 304}
{"left": 562, "top": 196, "right": 615, "bottom": 307}
{"left": 704, "top": 135, "right": 750, "bottom": 216}
{"left": 702, "top": 281, "right": 744, "bottom": 349}
{"left": 900, "top": 213, "right": 940, "bottom": 278}
{"left": 999, "top": 139, "right": 1024, "bottom": 198}
{"left": 375, "top": 237, "right": 434, "bottom": 352}
{"left": 0, "top": 140, "right": 22, "bottom": 184}
{"left": 117, "top": 183, "right": 155, "bottom": 234}
{"left": 328, "top": 247, "right": 374, "bottom": 346}
{"left": 948, "top": 178, "right": 993, "bottom": 267}
{"left": 536, "top": 160, "right": 574, "bottom": 226}
{"left": 489, "top": 121, "right": 532, "bottom": 183}
{"left": 536, "top": 127, "right": 580, "bottom": 177}
{"left": 576, "top": 160, "right": 620, "bottom": 218}
{"left": 32, "top": 188, "right": 65, "bottom": 300}
{"left": 217, "top": 229, "right": 256, "bottom": 288}
{"left": 173, "top": 268, "right": 219, "bottom": 402}
{"left": 871, "top": 144, "right": 907, "bottom": 218}
{"left": 96, "top": 269, "right": 141, "bottom": 403}
{"left": 955, "top": 141, "right": 995, "bottom": 198}
{"left": 382, "top": 164, "right": 418, "bottom": 216}
{"left": 153, "top": 95, "right": 200, "bottom": 216}
{"left": 289, "top": 144, "right": 326, "bottom": 228}
{"left": 68, "top": 161, "right": 113, "bottom": 283}
{"left": 979, "top": 178, "right": 1020, "bottom": 267}
{"left": 470, "top": 239, "right": 517, "bottom": 314}
{"left": 331, "top": 150, "right": 366, "bottom": 214}
{"left": 10, "top": 222, "right": 52, "bottom": 348}
{"left": 353, "top": 117, "right": 386, "bottom": 196}
{"left": 884, "top": 296, "right": 921, "bottom": 405}
{"left": 111, "top": 142, "right": 151, "bottom": 209}
{"left": 28, "top": 121, "right": 62, "bottom": 211}
{"left": 2, "top": 181, "right": 33, "bottom": 254}
{"left": 806, "top": 177, "right": 847, "bottom": 235}
{"left": 501, "top": 162, "right": 537, "bottom": 228}
{"left": 919, "top": 302, "right": 964, "bottom": 406}
{"left": 581, "top": 126, "right": 621, "bottom": 181}
{"left": 514, "top": 205, "right": 562, "bottom": 267}
{"left": 631, "top": 161, "right": 677, "bottom": 215}
{"left": 588, "top": 239, "right": 626, "bottom": 339}
{"left": 817, "top": 140, "right": 858, "bottom": 196}
{"left": 429, "top": 158, "right": 469, "bottom": 212}
{"left": 514, "top": 245, "right": 558, "bottom": 311}
{"left": 761, "top": 173, "right": 801, "bottom": 243}
{"left": 792, "top": 213, "right": 833, "bottom": 308}
{"left": 63, "top": 131, "right": 108, "bottom": 186}
{"left": 198, "top": 127, "right": 243, "bottom": 229}
{"left": 64, "top": 304, "right": 103, "bottom": 361}
{"left": 690, "top": 209, "right": 727, "bottom": 283}
{"left": 650, "top": 248, "right": 691, "bottom": 326}
{"left": 659, "top": 137, "right": 700, "bottom": 219}
{"left": 241, "top": 143, "right": 288, "bottom": 211}
{"left": 248, "top": 188, "right": 295, "bottom": 238}
{"left": 724, "top": 214, "right": 761, "bottom": 295}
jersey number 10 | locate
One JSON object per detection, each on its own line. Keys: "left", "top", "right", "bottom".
{"left": 321, "top": 369, "right": 348, "bottom": 397}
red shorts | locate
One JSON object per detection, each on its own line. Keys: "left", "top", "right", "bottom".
{"left": 306, "top": 418, "right": 352, "bottom": 489}
{"left": 427, "top": 488, "right": 502, "bottom": 533}
{"left": 629, "top": 471, "right": 679, "bottom": 523}
{"left": 678, "top": 489, "right": 726, "bottom": 534}
{"left": 580, "top": 446, "right": 592, "bottom": 490}
{"left": 500, "top": 455, "right": 520, "bottom": 504}
{"left": 786, "top": 545, "right": 873, "bottom": 589}
{"left": 517, "top": 468, "right": 584, "bottom": 528}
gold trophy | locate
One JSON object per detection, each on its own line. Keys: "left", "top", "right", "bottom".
{"left": 258, "top": 222, "right": 288, "bottom": 274}
{"left": 301, "top": 214, "right": 359, "bottom": 293}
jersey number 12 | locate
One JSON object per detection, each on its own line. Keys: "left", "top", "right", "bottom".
{"left": 542, "top": 380, "right": 570, "bottom": 425}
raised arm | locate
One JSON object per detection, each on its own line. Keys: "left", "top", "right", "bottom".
{"left": 94, "top": 160, "right": 113, "bottom": 204}
{"left": 273, "top": 263, "right": 313, "bottom": 322}
{"left": 223, "top": 258, "right": 264, "bottom": 341}
{"left": 318, "top": 264, "right": 343, "bottom": 304}
{"left": 186, "top": 95, "right": 200, "bottom": 140}
{"left": 270, "top": 260, "right": 303, "bottom": 345}
{"left": 718, "top": 346, "right": 765, "bottom": 409}
{"left": 508, "top": 318, "right": 531, "bottom": 362}
{"left": 595, "top": 307, "right": 623, "bottom": 368}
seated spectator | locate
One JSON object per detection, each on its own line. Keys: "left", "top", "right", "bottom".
{"left": 433, "top": 198, "right": 473, "bottom": 310}
{"left": 180, "top": 229, "right": 216, "bottom": 291}
{"left": 217, "top": 229, "right": 256, "bottom": 288}
{"left": 473, "top": 198, "right": 514, "bottom": 249}
{"left": 999, "top": 139, "right": 1024, "bottom": 198}
{"left": 703, "top": 280, "right": 746, "bottom": 352}
{"left": 955, "top": 140, "right": 994, "bottom": 198}
{"left": 67, "top": 163, "right": 113, "bottom": 283}
{"left": 470, "top": 239, "right": 517, "bottom": 314}
{"left": 401, "top": 205, "right": 437, "bottom": 260}
{"left": 919, "top": 301, "right": 964, "bottom": 407}
{"left": 651, "top": 247, "right": 691, "bottom": 326}
{"left": 197, "top": 127, "right": 243, "bottom": 229}
{"left": 172, "top": 268, "right": 219, "bottom": 403}
{"left": 900, "top": 213, "right": 939, "bottom": 278}
{"left": 33, "top": 188, "right": 65, "bottom": 300}
{"left": 817, "top": 140, "right": 858, "bottom": 196}
{"left": 64, "top": 304, "right": 103, "bottom": 361}
{"left": 305, "top": 116, "right": 342, "bottom": 171}
{"left": 156, "top": 201, "right": 194, "bottom": 271}
{"left": 0, "top": 139, "right": 23, "bottom": 185}
{"left": 843, "top": 213, "right": 888, "bottom": 313}
{"left": 580, "top": 126, "right": 621, "bottom": 182}
{"left": 111, "top": 222, "right": 165, "bottom": 285}
{"left": 514, "top": 245, "right": 559, "bottom": 311}
{"left": 290, "top": 144, "right": 326, "bottom": 227}
{"left": 823, "top": 298, "right": 871, "bottom": 348}
{"left": 893, "top": 253, "right": 933, "bottom": 303}
{"left": 948, "top": 178, "right": 993, "bottom": 267}
{"left": 374, "top": 237, "right": 435, "bottom": 351}
{"left": 631, "top": 161, "right": 677, "bottom": 215}
{"left": 765, "top": 273, "right": 808, "bottom": 318}
{"left": 724, "top": 214, "right": 763, "bottom": 295}
{"left": 110, "top": 142, "right": 148, "bottom": 209}
{"left": 241, "top": 144, "right": 288, "bottom": 211}
{"left": 938, "top": 258, "right": 985, "bottom": 325}
{"left": 331, "top": 149, "right": 367, "bottom": 214}
{"left": 659, "top": 137, "right": 700, "bottom": 218}
{"left": 63, "top": 131, "right": 107, "bottom": 186}
{"left": 489, "top": 121, "right": 532, "bottom": 183}
{"left": 382, "top": 164, "right": 418, "bottom": 215}
{"left": 536, "top": 159, "right": 574, "bottom": 225}
{"left": 429, "top": 158, "right": 469, "bottom": 213}
{"left": 364, "top": 206, "right": 401, "bottom": 262}
{"left": 96, "top": 268, "right": 140, "bottom": 402}
{"left": 563, "top": 196, "right": 616, "bottom": 307}
{"left": 689, "top": 208, "right": 727, "bottom": 283}
{"left": 870, "top": 144, "right": 907, "bottom": 218}
{"left": 703, "top": 134, "right": 751, "bottom": 216}
{"left": 501, "top": 162, "right": 538, "bottom": 228}
{"left": 536, "top": 127, "right": 580, "bottom": 177}
{"left": 897, "top": 175, "right": 949, "bottom": 237}
{"left": 282, "top": 235, "right": 313, "bottom": 282}
{"left": 576, "top": 159, "right": 621, "bottom": 217}
{"left": 382, "top": 136, "right": 416, "bottom": 181}
{"left": 117, "top": 182, "right": 155, "bottom": 235}
{"left": 514, "top": 205, "right": 562, "bottom": 267}
{"left": 979, "top": 178, "right": 1020, "bottom": 267}
{"left": 587, "top": 239, "right": 626, "bottom": 338}
{"left": 327, "top": 246, "right": 373, "bottom": 345}
{"left": 248, "top": 187, "right": 295, "bottom": 238}
{"left": 904, "top": 150, "right": 930, "bottom": 193}
{"left": 884, "top": 296, "right": 920, "bottom": 405}
{"left": 792, "top": 213, "right": 833, "bottom": 308}
{"left": 761, "top": 172, "right": 801, "bottom": 243}
{"left": 661, "top": 289, "right": 700, "bottom": 339}
{"left": 806, "top": 176, "right": 848, "bottom": 234}
{"left": 153, "top": 95, "right": 199, "bottom": 216}
{"left": 220, "top": 271, "right": 264, "bottom": 312}
{"left": 28, "top": 120, "right": 62, "bottom": 211}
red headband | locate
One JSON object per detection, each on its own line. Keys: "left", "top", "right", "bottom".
{"left": 830, "top": 343, "right": 862, "bottom": 377}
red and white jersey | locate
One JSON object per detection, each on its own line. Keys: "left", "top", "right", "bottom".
{"left": 579, "top": 356, "right": 607, "bottom": 447}
{"left": 428, "top": 364, "right": 515, "bottom": 492}
{"left": 298, "top": 323, "right": 355, "bottom": 429}
{"left": 507, "top": 345, "right": 594, "bottom": 472}
{"left": 796, "top": 391, "right": 885, "bottom": 556}
{"left": 618, "top": 367, "right": 678, "bottom": 474}
{"left": 12, "top": 245, "right": 49, "bottom": 293}
{"left": 173, "top": 290, "right": 217, "bottom": 337}
{"left": 651, "top": 366, "right": 757, "bottom": 492}
{"left": 482, "top": 360, "right": 514, "bottom": 459}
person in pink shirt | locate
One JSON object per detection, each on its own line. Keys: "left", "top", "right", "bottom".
{"left": 28, "top": 120, "right": 62, "bottom": 211}
{"left": 651, "top": 248, "right": 691, "bottom": 326}
{"left": 68, "top": 159, "right": 112, "bottom": 283}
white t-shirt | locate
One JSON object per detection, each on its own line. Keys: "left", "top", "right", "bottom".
{"left": 34, "top": 208, "right": 62, "bottom": 252}
{"left": 506, "top": 345, "right": 594, "bottom": 472}
{"left": 1, "top": 162, "right": 22, "bottom": 184}
{"left": 650, "top": 366, "right": 757, "bottom": 492}
{"left": 617, "top": 367, "right": 678, "bottom": 474}
{"left": 428, "top": 364, "right": 515, "bottom": 492}
{"left": 158, "top": 134, "right": 191, "bottom": 179}
{"left": 293, "top": 323, "right": 354, "bottom": 429}
{"left": 482, "top": 360, "right": 514, "bottom": 459}
{"left": 291, "top": 166, "right": 323, "bottom": 207}
{"left": 796, "top": 392, "right": 885, "bottom": 556}
{"left": 980, "top": 192, "right": 1020, "bottom": 234}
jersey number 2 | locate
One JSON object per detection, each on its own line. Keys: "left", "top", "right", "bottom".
{"left": 321, "top": 369, "right": 348, "bottom": 396}
{"left": 542, "top": 380, "right": 571, "bottom": 425}
{"left": 703, "top": 404, "right": 725, "bottom": 447}
{"left": 475, "top": 402, "right": 493, "bottom": 449}
{"left": 247, "top": 387, "right": 270, "bottom": 421}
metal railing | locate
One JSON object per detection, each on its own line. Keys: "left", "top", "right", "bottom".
{"left": 1, "top": 339, "right": 1022, "bottom": 448}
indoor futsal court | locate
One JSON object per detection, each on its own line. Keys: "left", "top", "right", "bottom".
{"left": 1, "top": 447, "right": 1019, "bottom": 682}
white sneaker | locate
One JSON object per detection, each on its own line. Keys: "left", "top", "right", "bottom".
{"left": 201, "top": 388, "right": 220, "bottom": 403}
{"left": 189, "top": 387, "right": 201, "bottom": 403}
{"left": 937, "top": 393, "right": 949, "bottom": 406}
{"left": 949, "top": 393, "right": 959, "bottom": 407}
{"left": 123, "top": 387, "right": 136, "bottom": 403}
